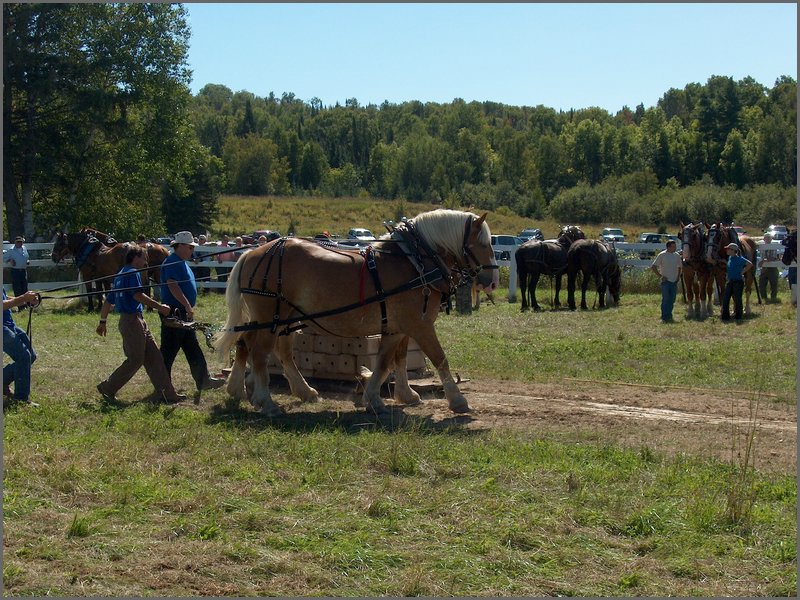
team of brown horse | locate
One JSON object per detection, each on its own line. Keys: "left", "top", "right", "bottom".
{"left": 50, "top": 227, "right": 169, "bottom": 311}
{"left": 678, "top": 221, "right": 762, "bottom": 319}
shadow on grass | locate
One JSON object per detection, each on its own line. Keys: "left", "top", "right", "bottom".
{"left": 204, "top": 375, "right": 479, "bottom": 436}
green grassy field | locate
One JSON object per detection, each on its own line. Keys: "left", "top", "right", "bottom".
{"left": 212, "top": 194, "right": 764, "bottom": 241}
{"left": 2, "top": 280, "right": 796, "bottom": 596}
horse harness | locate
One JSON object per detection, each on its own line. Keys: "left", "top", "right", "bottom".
{"left": 234, "top": 215, "right": 496, "bottom": 336}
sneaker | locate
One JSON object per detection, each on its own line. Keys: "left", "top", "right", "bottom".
{"left": 200, "top": 376, "right": 226, "bottom": 391}
{"left": 97, "top": 383, "right": 118, "bottom": 402}
{"left": 9, "top": 397, "right": 39, "bottom": 408}
{"left": 3, "top": 384, "right": 11, "bottom": 400}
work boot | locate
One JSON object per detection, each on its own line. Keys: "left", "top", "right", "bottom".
{"left": 200, "top": 376, "right": 226, "bottom": 391}
{"left": 162, "top": 392, "right": 188, "bottom": 404}
{"left": 97, "top": 382, "right": 118, "bottom": 402}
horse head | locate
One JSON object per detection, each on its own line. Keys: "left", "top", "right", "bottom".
{"left": 557, "top": 225, "right": 585, "bottom": 246}
{"left": 51, "top": 231, "right": 71, "bottom": 264}
{"left": 680, "top": 222, "right": 703, "bottom": 262}
{"left": 782, "top": 230, "right": 797, "bottom": 266}
{"left": 411, "top": 209, "right": 498, "bottom": 291}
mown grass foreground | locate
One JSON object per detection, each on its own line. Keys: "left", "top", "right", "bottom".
{"left": 2, "top": 288, "right": 797, "bottom": 596}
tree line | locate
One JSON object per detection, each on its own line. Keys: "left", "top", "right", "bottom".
{"left": 3, "top": 3, "right": 796, "bottom": 241}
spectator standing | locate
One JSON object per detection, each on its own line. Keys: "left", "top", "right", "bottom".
{"left": 257, "top": 235, "right": 268, "bottom": 246}
{"left": 159, "top": 231, "right": 226, "bottom": 393}
{"left": 757, "top": 233, "right": 779, "bottom": 302}
{"left": 193, "top": 234, "right": 212, "bottom": 295}
{"left": 232, "top": 236, "right": 245, "bottom": 258}
{"left": 3, "top": 289, "right": 40, "bottom": 406}
{"left": 4, "top": 236, "right": 31, "bottom": 303}
{"left": 215, "top": 234, "right": 234, "bottom": 293}
{"left": 721, "top": 242, "right": 753, "bottom": 322}
{"left": 650, "top": 240, "right": 682, "bottom": 323}
{"left": 95, "top": 246, "right": 186, "bottom": 404}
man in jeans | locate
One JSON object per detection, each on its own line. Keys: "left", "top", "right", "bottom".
{"left": 159, "top": 231, "right": 226, "bottom": 394}
{"left": 3, "top": 289, "right": 40, "bottom": 406}
{"left": 721, "top": 242, "right": 752, "bottom": 322}
{"left": 650, "top": 240, "right": 682, "bottom": 323}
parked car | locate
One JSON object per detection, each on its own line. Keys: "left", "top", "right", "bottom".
{"left": 638, "top": 232, "right": 677, "bottom": 244}
{"left": 518, "top": 228, "right": 544, "bottom": 242}
{"left": 242, "top": 229, "right": 281, "bottom": 245}
{"left": 764, "top": 225, "right": 789, "bottom": 242}
{"left": 491, "top": 234, "right": 525, "bottom": 261}
{"left": 766, "top": 224, "right": 788, "bottom": 235}
{"left": 600, "top": 228, "right": 625, "bottom": 243}
{"left": 347, "top": 228, "right": 375, "bottom": 241}
{"left": 155, "top": 236, "right": 173, "bottom": 246}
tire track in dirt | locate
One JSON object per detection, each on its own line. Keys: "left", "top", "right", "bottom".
{"left": 485, "top": 394, "right": 795, "bottom": 432}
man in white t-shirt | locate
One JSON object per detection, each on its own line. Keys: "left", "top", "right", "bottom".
{"left": 650, "top": 240, "right": 682, "bottom": 323}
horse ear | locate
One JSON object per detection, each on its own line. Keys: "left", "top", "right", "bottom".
{"left": 474, "top": 213, "right": 487, "bottom": 228}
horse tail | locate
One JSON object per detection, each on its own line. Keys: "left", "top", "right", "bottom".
{"left": 214, "top": 255, "right": 249, "bottom": 361}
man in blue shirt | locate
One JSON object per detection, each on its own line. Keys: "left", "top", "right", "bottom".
{"left": 96, "top": 246, "right": 186, "bottom": 404}
{"left": 3, "top": 288, "right": 40, "bottom": 406}
{"left": 159, "top": 231, "right": 225, "bottom": 394}
{"left": 721, "top": 242, "right": 753, "bottom": 322}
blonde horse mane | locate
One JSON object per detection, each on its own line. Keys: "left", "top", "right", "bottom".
{"left": 410, "top": 209, "right": 491, "bottom": 257}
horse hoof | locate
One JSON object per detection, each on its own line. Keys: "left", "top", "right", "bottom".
{"left": 259, "top": 404, "right": 284, "bottom": 417}
{"left": 448, "top": 396, "right": 471, "bottom": 413}
{"left": 366, "top": 402, "right": 390, "bottom": 415}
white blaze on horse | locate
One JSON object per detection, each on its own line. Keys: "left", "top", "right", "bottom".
{"left": 679, "top": 222, "right": 715, "bottom": 319}
{"left": 214, "top": 209, "right": 499, "bottom": 417}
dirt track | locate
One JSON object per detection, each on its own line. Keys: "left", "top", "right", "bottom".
{"left": 256, "top": 375, "right": 796, "bottom": 473}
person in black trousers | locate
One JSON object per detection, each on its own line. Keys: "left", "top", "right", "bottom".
{"left": 159, "top": 231, "right": 226, "bottom": 394}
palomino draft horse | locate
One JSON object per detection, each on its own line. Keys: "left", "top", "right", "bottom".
{"left": 214, "top": 209, "right": 499, "bottom": 417}
{"left": 515, "top": 225, "right": 585, "bottom": 311}
{"left": 679, "top": 221, "right": 715, "bottom": 318}
{"left": 706, "top": 223, "right": 759, "bottom": 316}
{"left": 51, "top": 231, "right": 129, "bottom": 310}
{"left": 566, "top": 239, "right": 621, "bottom": 310}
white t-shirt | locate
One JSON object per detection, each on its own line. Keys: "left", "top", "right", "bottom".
{"left": 652, "top": 250, "right": 682, "bottom": 283}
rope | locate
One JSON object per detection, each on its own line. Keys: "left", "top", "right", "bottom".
{"left": 37, "top": 274, "right": 213, "bottom": 301}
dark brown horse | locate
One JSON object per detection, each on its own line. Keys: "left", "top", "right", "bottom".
{"left": 781, "top": 229, "right": 797, "bottom": 266}
{"left": 515, "top": 225, "right": 585, "bottom": 311}
{"left": 81, "top": 227, "right": 169, "bottom": 290}
{"left": 215, "top": 209, "right": 499, "bottom": 417}
{"left": 706, "top": 223, "right": 759, "bottom": 316}
{"left": 50, "top": 231, "right": 129, "bottom": 311}
{"left": 679, "top": 221, "right": 715, "bottom": 318}
{"left": 566, "top": 239, "right": 621, "bottom": 310}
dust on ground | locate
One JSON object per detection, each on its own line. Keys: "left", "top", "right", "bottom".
{"left": 209, "top": 374, "right": 796, "bottom": 473}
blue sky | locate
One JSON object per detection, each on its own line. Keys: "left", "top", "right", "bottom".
{"left": 185, "top": 3, "right": 796, "bottom": 113}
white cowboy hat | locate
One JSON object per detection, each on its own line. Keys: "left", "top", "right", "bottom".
{"left": 171, "top": 231, "right": 197, "bottom": 247}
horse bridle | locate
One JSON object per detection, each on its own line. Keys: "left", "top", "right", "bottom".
{"left": 459, "top": 215, "right": 498, "bottom": 279}
{"left": 681, "top": 223, "right": 703, "bottom": 262}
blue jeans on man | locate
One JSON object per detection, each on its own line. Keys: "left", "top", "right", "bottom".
{"left": 660, "top": 280, "right": 677, "bottom": 322}
{"left": 3, "top": 323, "right": 37, "bottom": 401}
